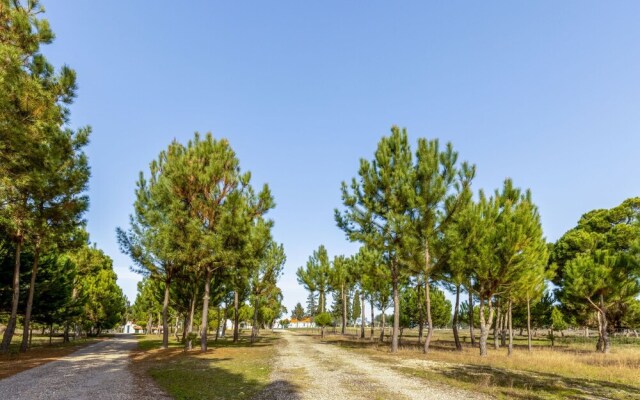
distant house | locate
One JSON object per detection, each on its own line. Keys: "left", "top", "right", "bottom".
{"left": 289, "top": 317, "right": 315, "bottom": 328}
{"left": 123, "top": 321, "right": 144, "bottom": 334}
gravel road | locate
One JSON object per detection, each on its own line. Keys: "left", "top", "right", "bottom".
{"left": 0, "top": 334, "right": 169, "bottom": 400}
{"left": 256, "top": 331, "right": 488, "bottom": 400}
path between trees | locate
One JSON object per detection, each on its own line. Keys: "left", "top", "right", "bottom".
{"left": 256, "top": 331, "right": 488, "bottom": 400}
{"left": 0, "top": 334, "right": 169, "bottom": 400}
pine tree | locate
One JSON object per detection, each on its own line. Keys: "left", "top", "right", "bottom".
{"left": 335, "top": 127, "right": 414, "bottom": 353}
{"left": 409, "top": 137, "right": 475, "bottom": 353}
{"left": 0, "top": 1, "right": 90, "bottom": 353}
{"left": 296, "top": 245, "right": 330, "bottom": 313}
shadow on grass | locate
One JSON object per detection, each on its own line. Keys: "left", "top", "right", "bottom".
{"left": 136, "top": 334, "right": 279, "bottom": 352}
{"left": 436, "top": 363, "right": 640, "bottom": 400}
{"left": 149, "top": 360, "right": 302, "bottom": 400}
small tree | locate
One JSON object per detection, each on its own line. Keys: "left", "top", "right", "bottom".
{"left": 292, "top": 302, "right": 305, "bottom": 321}
{"left": 314, "top": 312, "right": 333, "bottom": 339}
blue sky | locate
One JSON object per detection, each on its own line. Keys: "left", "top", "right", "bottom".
{"left": 44, "top": 1, "right": 640, "bottom": 313}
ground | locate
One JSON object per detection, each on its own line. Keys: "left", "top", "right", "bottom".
{"left": 255, "top": 330, "right": 486, "bottom": 400}
{"left": 0, "top": 334, "right": 169, "bottom": 400}
{"left": 1, "top": 329, "right": 639, "bottom": 399}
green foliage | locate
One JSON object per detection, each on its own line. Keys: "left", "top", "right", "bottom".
{"left": 351, "top": 290, "right": 361, "bottom": 324}
{"left": 314, "top": 312, "right": 333, "bottom": 327}
{"left": 292, "top": 303, "right": 305, "bottom": 320}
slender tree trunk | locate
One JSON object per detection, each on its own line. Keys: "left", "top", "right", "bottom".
{"left": 507, "top": 300, "right": 513, "bottom": 356}
{"left": 370, "top": 299, "right": 374, "bottom": 339}
{"left": 391, "top": 265, "right": 400, "bottom": 353}
{"left": 21, "top": 242, "right": 41, "bottom": 352}
{"left": 49, "top": 323, "right": 53, "bottom": 345}
{"left": 468, "top": 289, "right": 475, "bottom": 346}
{"left": 221, "top": 305, "right": 228, "bottom": 337}
{"left": 341, "top": 284, "right": 346, "bottom": 335}
{"left": 423, "top": 247, "right": 434, "bottom": 354}
{"left": 200, "top": 268, "right": 212, "bottom": 352}
{"left": 500, "top": 311, "right": 507, "bottom": 347}
{"left": 162, "top": 279, "right": 171, "bottom": 349}
{"left": 215, "top": 307, "right": 221, "bottom": 341}
{"left": 251, "top": 298, "right": 259, "bottom": 343}
{"left": 380, "top": 307, "right": 386, "bottom": 342}
{"left": 597, "top": 295, "right": 610, "bottom": 353}
{"left": 147, "top": 313, "right": 153, "bottom": 335}
{"left": 417, "top": 281, "right": 424, "bottom": 345}
{"left": 494, "top": 305, "right": 501, "bottom": 350}
{"left": 527, "top": 296, "right": 532, "bottom": 352}
{"left": 321, "top": 326, "right": 325, "bottom": 339}
{"left": 1, "top": 238, "right": 22, "bottom": 354}
{"left": 453, "top": 284, "right": 462, "bottom": 351}
{"left": 182, "top": 315, "right": 188, "bottom": 342}
{"left": 479, "top": 295, "right": 495, "bottom": 357}
{"left": 185, "top": 291, "right": 197, "bottom": 350}
{"left": 233, "top": 290, "right": 240, "bottom": 343}
{"left": 63, "top": 322, "right": 70, "bottom": 343}
{"left": 360, "top": 292, "right": 365, "bottom": 339}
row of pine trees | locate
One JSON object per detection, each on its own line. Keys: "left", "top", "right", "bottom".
{"left": 0, "top": 1, "right": 126, "bottom": 353}
{"left": 119, "top": 133, "right": 287, "bottom": 351}
{"left": 296, "top": 127, "right": 640, "bottom": 355}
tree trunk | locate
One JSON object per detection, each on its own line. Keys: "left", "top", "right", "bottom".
{"left": 233, "top": 290, "right": 240, "bottom": 343}
{"left": 162, "top": 279, "right": 171, "bottom": 349}
{"left": 200, "top": 268, "right": 212, "bottom": 352}
{"left": 360, "top": 292, "right": 365, "bottom": 339}
{"left": 63, "top": 322, "right": 70, "bottom": 343}
{"left": 423, "top": 246, "right": 434, "bottom": 354}
{"left": 341, "top": 284, "right": 346, "bottom": 335}
{"left": 500, "top": 311, "right": 507, "bottom": 347}
{"left": 147, "top": 313, "right": 153, "bottom": 335}
{"left": 391, "top": 264, "right": 400, "bottom": 353}
{"left": 468, "top": 289, "right": 475, "bottom": 346}
{"left": 251, "top": 298, "right": 259, "bottom": 343}
{"left": 49, "top": 323, "right": 53, "bottom": 345}
{"left": 453, "top": 284, "right": 462, "bottom": 351}
{"left": 370, "top": 299, "right": 375, "bottom": 340}
{"left": 321, "top": 326, "right": 325, "bottom": 339}
{"left": 221, "top": 305, "right": 228, "bottom": 337}
{"left": 380, "top": 307, "right": 386, "bottom": 342}
{"left": 417, "top": 281, "right": 424, "bottom": 345}
{"left": 184, "top": 292, "right": 195, "bottom": 350}
{"left": 597, "top": 295, "right": 610, "bottom": 353}
{"left": 494, "top": 305, "right": 501, "bottom": 350}
{"left": 479, "top": 295, "right": 495, "bottom": 357}
{"left": 21, "top": 242, "right": 41, "bottom": 352}
{"left": 527, "top": 296, "right": 532, "bottom": 352}
{"left": 215, "top": 307, "right": 221, "bottom": 341}
{"left": 507, "top": 300, "right": 513, "bottom": 356}
{"left": 1, "top": 238, "right": 22, "bottom": 354}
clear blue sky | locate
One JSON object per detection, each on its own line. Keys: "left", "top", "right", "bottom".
{"left": 44, "top": 1, "right": 640, "bottom": 313}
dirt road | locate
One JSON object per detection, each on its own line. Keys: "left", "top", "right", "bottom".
{"left": 256, "top": 331, "right": 488, "bottom": 400}
{"left": 0, "top": 335, "right": 169, "bottom": 400}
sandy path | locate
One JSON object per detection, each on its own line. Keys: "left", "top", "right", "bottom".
{"left": 0, "top": 334, "right": 169, "bottom": 400}
{"left": 256, "top": 331, "right": 488, "bottom": 400}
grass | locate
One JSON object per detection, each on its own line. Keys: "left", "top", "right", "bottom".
{"left": 0, "top": 333, "right": 100, "bottom": 379}
{"left": 131, "top": 331, "right": 280, "bottom": 400}
{"left": 317, "top": 328, "right": 640, "bottom": 400}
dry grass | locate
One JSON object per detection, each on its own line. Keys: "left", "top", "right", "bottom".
{"left": 316, "top": 329, "right": 640, "bottom": 400}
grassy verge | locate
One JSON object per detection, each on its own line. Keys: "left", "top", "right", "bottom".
{"left": 131, "top": 332, "right": 280, "bottom": 400}
{"left": 0, "top": 335, "right": 100, "bottom": 379}
{"left": 320, "top": 332, "right": 640, "bottom": 400}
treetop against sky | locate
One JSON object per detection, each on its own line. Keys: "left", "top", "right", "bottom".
{"left": 41, "top": 1, "right": 640, "bottom": 311}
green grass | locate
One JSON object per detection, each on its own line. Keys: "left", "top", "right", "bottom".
{"left": 133, "top": 332, "right": 279, "bottom": 400}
